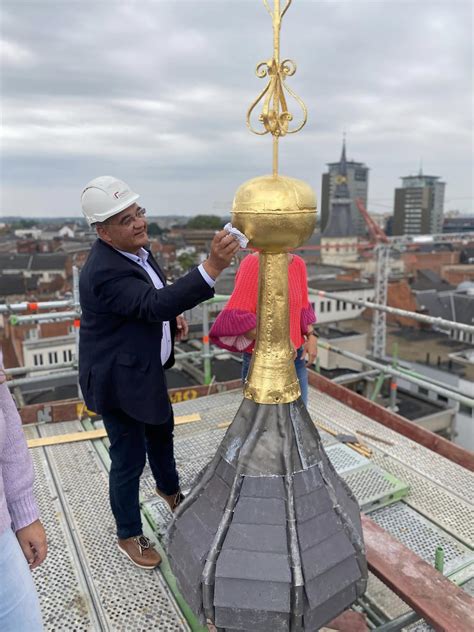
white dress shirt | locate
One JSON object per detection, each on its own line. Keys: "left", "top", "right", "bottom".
{"left": 116, "top": 247, "right": 215, "bottom": 365}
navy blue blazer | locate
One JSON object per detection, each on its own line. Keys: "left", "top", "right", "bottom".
{"left": 78, "top": 239, "right": 214, "bottom": 424}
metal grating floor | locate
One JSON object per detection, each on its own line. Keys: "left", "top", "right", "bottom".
{"left": 371, "top": 453, "right": 474, "bottom": 548}
{"left": 31, "top": 420, "right": 191, "bottom": 631}
{"left": 30, "top": 446, "right": 99, "bottom": 630}
{"left": 341, "top": 464, "right": 409, "bottom": 511}
{"left": 325, "top": 443, "right": 370, "bottom": 473}
{"left": 307, "top": 392, "right": 473, "bottom": 505}
{"left": 369, "top": 502, "right": 473, "bottom": 574}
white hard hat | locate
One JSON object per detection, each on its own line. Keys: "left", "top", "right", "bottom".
{"left": 81, "top": 176, "right": 140, "bottom": 225}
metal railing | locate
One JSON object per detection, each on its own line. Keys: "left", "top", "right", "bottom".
{"left": 317, "top": 340, "right": 474, "bottom": 409}
{"left": 311, "top": 290, "right": 474, "bottom": 335}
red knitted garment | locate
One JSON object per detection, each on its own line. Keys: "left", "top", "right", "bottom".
{"left": 210, "top": 253, "right": 316, "bottom": 353}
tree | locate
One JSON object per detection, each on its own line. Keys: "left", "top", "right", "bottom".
{"left": 186, "top": 215, "right": 222, "bottom": 230}
{"left": 147, "top": 222, "right": 163, "bottom": 236}
{"left": 178, "top": 252, "right": 197, "bottom": 271}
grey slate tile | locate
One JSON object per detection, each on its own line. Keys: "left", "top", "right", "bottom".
{"left": 173, "top": 521, "right": 213, "bottom": 562}
{"left": 240, "top": 475, "right": 286, "bottom": 499}
{"left": 301, "top": 530, "right": 356, "bottom": 581}
{"left": 168, "top": 529, "right": 206, "bottom": 585}
{"left": 215, "top": 549, "right": 291, "bottom": 582}
{"left": 297, "top": 509, "right": 343, "bottom": 552}
{"left": 190, "top": 492, "right": 224, "bottom": 532}
{"left": 215, "top": 605, "right": 290, "bottom": 631}
{"left": 223, "top": 523, "right": 288, "bottom": 554}
{"left": 204, "top": 473, "right": 231, "bottom": 511}
{"left": 304, "top": 583, "right": 357, "bottom": 631}
{"left": 174, "top": 502, "right": 215, "bottom": 542}
{"left": 215, "top": 458, "right": 236, "bottom": 487}
{"left": 294, "top": 485, "right": 333, "bottom": 522}
{"left": 173, "top": 566, "right": 203, "bottom": 615}
{"left": 214, "top": 576, "right": 290, "bottom": 613}
{"left": 232, "top": 496, "right": 287, "bottom": 525}
{"left": 322, "top": 452, "right": 362, "bottom": 520}
{"left": 305, "top": 555, "right": 361, "bottom": 610}
{"left": 293, "top": 465, "right": 324, "bottom": 498}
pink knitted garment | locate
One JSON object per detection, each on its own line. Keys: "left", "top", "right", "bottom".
{"left": 210, "top": 253, "right": 316, "bottom": 353}
{"left": 0, "top": 350, "right": 39, "bottom": 536}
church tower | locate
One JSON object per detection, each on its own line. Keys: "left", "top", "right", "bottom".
{"left": 321, "top": 138, "right": 358, "bottom": 264}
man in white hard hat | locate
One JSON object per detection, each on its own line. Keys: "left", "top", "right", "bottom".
{"left": 79, "top": 176, "right": 240, "bottom": 570}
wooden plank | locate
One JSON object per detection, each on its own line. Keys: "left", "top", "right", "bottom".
{"left": 174, "top": 413, "right": 201, "bottom": 426}
{"left": 27, "top": 429, "right": 106, "bottom": 448}
{"left": 362, "top": 515, "right": 474, "bottom": 632}
{"left": 27, "top": 413, "right": 202, "bottom": 448}
{"left": 308, "top": 371, "right": 474, "bottom": 471}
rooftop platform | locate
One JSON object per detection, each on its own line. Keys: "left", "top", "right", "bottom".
{"left": 24, "top": 384, "right": 474, "bottom": 631}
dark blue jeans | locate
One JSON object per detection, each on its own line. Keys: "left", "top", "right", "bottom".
{"left": 102, "top": 408, "right": 179, "bottom": 539}
{"left": 242, "top": 346, "right": 309, "bottom": 406}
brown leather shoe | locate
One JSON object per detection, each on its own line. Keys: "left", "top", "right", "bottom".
{"left": 117, "top": 535, "right": 161, "bottom": 569}
{"left": 156, "top": 488, "right": 185, "bottom": 512}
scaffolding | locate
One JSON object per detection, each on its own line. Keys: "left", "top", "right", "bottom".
{"left": 2, "top": 250, "right": 473, "bottom": 408}
{"left": 312, "top": 290, "right": 474, "bottom": 336}
{"left": 370, "top": 231, "right": 474, "bottom": 359}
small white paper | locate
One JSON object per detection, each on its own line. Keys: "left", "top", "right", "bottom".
{"left": 223, "top": 222, "right": 249, "bottom": 248}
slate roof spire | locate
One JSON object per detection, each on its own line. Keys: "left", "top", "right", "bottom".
{"left": 322, "top": 136, "right": 354, "bottom": 238}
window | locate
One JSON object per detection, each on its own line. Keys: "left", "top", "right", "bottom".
{"left": 343, "top": 302, "right": 347, "bottom": 310}
{"left": 437, "top": 394, "right": 448, "bottom": 403}
{"left": 320, "top": 302, "right": 325, "bottom": 313}
{"left": 68, "top": 349, "right": 73, "bottom": 361}
{"left": 419, "top": 387, "right": 429, "bottom": 396}
{"left": 327, "top": 301, "right": 331, "bottom": 312}
{"left": 33, "top": 354, "right": 43, "bottom": 366}
{"left": 48, "top": 351, "right": 58, "bottom": 364}
{"left": 63, "top": 350, "right": 68, "bottom": 362}
{"left": 459, "top": 403, "right": 473, "bottom": 417}
{"left": 336, "top": 300, "right": 341, "bottom": 311}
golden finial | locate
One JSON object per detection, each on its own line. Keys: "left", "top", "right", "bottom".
{"left": 246, "top": 0, "right": 308, "bottom": 176}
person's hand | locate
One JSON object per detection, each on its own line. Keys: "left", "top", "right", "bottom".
{"left": 202, "top": 231, "right": 240, "bottom": 279}
{"left": 16, "top": 519, "right": 47, "bottom": 570}
{"left": 303, "top": 334, "right": 318, "bottom": 367}
{"left": 176, "top": 315, "right": 189, "bottom": 341}
{"left": 244, "top": 328, "right": 257, "bottom": 341}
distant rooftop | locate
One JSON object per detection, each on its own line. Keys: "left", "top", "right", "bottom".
{"left": 309, "top": 279, "right": 373, "bottom": 292}
{"left": 411, "top": 270, "right": 455, "bottom": 292}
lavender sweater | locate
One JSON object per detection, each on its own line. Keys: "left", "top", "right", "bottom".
{"left": 0, "top": 351, "right": 39, "bottom": 536}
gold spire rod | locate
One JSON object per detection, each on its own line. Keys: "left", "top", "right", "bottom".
{"left": 246, "top": 0, "right": 308, "bottom": 176}
{"left": 234, "top": 0, "right": 316, "bottom": 404}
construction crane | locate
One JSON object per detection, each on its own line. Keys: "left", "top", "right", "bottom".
{"left": 356, "top": 197, "right": 389, "bottom": 244}
{"left": 354, "top": 198, "right": 390, "bottom": 357}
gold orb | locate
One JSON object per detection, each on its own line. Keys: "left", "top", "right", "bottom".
{"left": 232, "top": 174, "right": 317, "bottom": 252}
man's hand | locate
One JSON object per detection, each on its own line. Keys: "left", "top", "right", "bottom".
{"left": 202, "top": 231, "right": 240, "bottom": 280}
{"left": 16, "top": 519, "right": 47, "bottom": 570}
{"left": 176, "top": 315, "right": 189, "bottom": 341}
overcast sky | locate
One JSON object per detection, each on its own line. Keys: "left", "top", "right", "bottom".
{"left": 1, "top": 0, "right": 473, "bottom": 219}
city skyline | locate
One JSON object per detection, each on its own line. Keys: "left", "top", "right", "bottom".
{"left": 1, "top": 0, "right": 473, "bottom": 219}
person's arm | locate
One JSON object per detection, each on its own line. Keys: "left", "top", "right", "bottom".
{"left": 0, "top": 368, "right": 47, "bottom": 569}
{"left": 95, "top": 231, "right": 239, "bottom": 323}
{"left": 303, "top": 326, "right": 319, "bottom": 366}
{"left": 298, "top": 259, "right": 318, "bottom": 366}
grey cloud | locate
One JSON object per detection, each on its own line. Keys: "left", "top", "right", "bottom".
{"left": 0, "top": 0, "right": 472, "bottom": 217}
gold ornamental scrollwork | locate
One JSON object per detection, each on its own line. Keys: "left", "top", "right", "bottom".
{"left": 246, "top": 0, "right": 307, "bottom": 144}
{"left": 246, "top": 0, "right": 308, "bottom": 175}
{"left": 247, "top": 57, "right": 307, "bottom": 138}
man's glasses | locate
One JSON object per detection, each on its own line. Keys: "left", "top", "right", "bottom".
{"left": 106, "top": 207, "right": 146, "bottom": 228}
